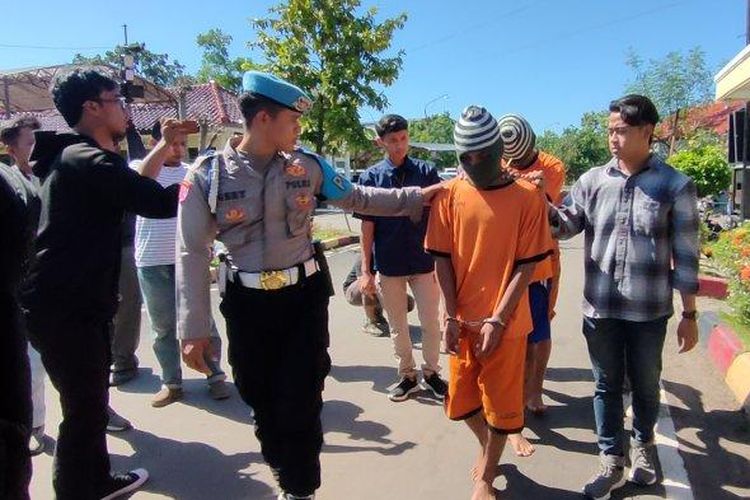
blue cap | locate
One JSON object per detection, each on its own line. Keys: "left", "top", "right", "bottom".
{"left": 241, "top": 71, "right": 313, "bottom": 113}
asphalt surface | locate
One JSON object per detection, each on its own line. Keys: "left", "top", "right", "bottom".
{"left": 27, "top": 231, "right": 749, "bottom": 499}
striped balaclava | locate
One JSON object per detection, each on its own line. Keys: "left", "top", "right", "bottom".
{"left": 453, "top": 106, "right": 503, "bottom": 189}
{"left": 498, "top": 113, "right": 536, "bottom": 163}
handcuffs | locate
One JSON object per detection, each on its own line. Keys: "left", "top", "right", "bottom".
{"left": 445, "top": 317, "right": 506, "bottom": 329}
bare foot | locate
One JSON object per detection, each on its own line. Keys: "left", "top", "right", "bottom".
{"left": 471, "top": 479, "right": 497, "bottom": 500}
{"left": 471, "top": 452, "right": 484, "bottom": 481}
{"left": 508, "top": 433, "right": 535, "bottom": 457}
{"left": 526, "top": 395, "right": 548, "bottom": 415}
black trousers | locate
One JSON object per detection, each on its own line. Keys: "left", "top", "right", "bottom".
{"left": 221, "top": 272, "right": 332, "bottom": 497}
{"left": 26, "top": 311, "right": 111, "bottom": 499}
{"left": 0, "top": 295, "right": 31, "bottom": 500}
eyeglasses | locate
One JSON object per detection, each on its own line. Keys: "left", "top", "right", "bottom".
{"left": 93, "top": 96, "right": 127, "bottom": 109}
{"left": 607, "top": 125, "right": 642, "bottom": 137}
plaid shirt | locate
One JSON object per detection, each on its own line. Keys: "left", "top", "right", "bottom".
{"left": 552, "top": 155, "right": 699, "bottom": 322}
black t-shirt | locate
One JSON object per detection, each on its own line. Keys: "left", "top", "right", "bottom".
{"left": 0, "top": 163, "right": 39, "bottom": 297}
{"left": 22, "top": 134, "right": 179, "bottom": 321}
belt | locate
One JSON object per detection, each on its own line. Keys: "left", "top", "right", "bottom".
{"left": 228, "top": 258, "right": 319, "bottom": 290}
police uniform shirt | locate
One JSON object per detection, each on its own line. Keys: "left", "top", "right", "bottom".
{"left": 176, "top": 140, "right": 425, "bottom": 340}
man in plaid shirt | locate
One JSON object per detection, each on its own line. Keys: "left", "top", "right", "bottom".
{"left": 549, "top": 95, "right": 699, "bottom": 499}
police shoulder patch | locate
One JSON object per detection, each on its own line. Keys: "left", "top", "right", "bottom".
{"left": 294, "top": 147, "right": 353, "bottom": 202}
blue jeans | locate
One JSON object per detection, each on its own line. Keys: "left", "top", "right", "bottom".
{"left": 582, "top": 315, "right": 668, "bottom": 456}
{"left": 138, "top": 265, "right": 225, "bottom": 388}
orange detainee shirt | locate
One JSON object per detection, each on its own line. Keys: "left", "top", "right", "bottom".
{"left": 504, "top": 151, "right": 566, "bottom": 283}
{"left": 425, "top": 178, "right": 553, "bottom": 340}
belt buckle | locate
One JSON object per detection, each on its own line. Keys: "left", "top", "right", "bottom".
{"left": 260, "top": 270, "right": 288, "bottom": 290}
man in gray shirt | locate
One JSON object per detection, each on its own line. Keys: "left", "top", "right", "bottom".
{"left": 549, "top": 95, "right": 699, "bottom": 499}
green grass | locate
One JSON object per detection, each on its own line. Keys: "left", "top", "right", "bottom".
{"left": 719, "top": 311, "right": 750, "bottom": 352}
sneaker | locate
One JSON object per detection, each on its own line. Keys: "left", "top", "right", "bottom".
{"left": 99, "top": 468, "right": 149, "bottom": 499}
{"left": 628, "top": 439, "right": 657, "bottom": 486}
{"left": 29, "top": 426, "right": 45, "bottom": 456}
{"left": 582, "top": 454, "right": 626, "bottom": 499}
{"left": 151, "top": 387, "right": 183, "bottom": 408}
{"left": 388, "top": 376, "right": 419, "bottom": 402}
{"left": 208, "top": 380, "right": 231, "bottom": 400}
{"left": 106, "top": 407, "right": 133, "bottom": 433}
{"left": 110, "top": 368, "right": 138, "bottom": 387}
{"left": 362, "top": 319, "right": 388, "bottom": 337}
{"left": 422, "top": 372, "right": 448, "bottom": 400}
{"left": 277, "top": 493, "right": 314, "bottom": 499}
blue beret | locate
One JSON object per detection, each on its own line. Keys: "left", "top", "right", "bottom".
{"left": 242, "top": 71, "right": 313, "bottom": 113}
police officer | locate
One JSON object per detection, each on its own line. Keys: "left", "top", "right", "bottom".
{"left": 177, "top": 72, "right": 441, "bottom": 500}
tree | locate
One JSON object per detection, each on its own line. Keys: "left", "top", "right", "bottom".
{"left": 408, "top": 112, "right": 456, "bottom": 168}
{"left": 73, "top": 44, "right": 189, "bottom": 87}
{"left": 669, "top": 145, "right": 731, "bottom": 198}
{"left": 195, "top": 29, "right": 254, "bottom": 93}
{"left": 250, "top": 0, "right": 407, "bottom": 155}
{"left": 625, "top": 47, "right": 713, "bottom": 142}
{"left": 537, "top": 111, "right": 610, "bottom": 182}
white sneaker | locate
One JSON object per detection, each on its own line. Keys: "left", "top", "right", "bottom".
{"left": 100, "top": 468, "right": 149, "bottom": 499}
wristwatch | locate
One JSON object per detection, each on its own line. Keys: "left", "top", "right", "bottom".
{"left": 681, "top": 310, "right": 698, "bottom": 321}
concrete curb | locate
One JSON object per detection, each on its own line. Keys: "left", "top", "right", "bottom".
{"left": 319, "top": 234, "right": 359, "bottom": 250}
{"left": 708, "top": 324, "right": 744, "bottom": 375}
{"left": 697, "top": 274, "right": 728, "bottom": 299}
{"left": 698, "top": 314, "right": 750, "bottom": 412}
{"left": 725, "top": 353, "right": 750, "bottom": 411}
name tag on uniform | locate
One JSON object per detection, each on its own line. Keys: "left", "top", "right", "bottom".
{"left": 286, "top": 179, "right": 311, "bottom": 189}
{"left": 218, "top": 190, "right": 247, "bottom": 201}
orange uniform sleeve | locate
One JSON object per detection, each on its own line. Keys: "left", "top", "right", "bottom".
{"left": 425, "top": 188, "right": 453, "bottom": 257}
{"left": 516, "top": 188, "right": 553, "bottom": 266}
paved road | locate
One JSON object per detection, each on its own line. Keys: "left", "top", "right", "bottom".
{"left": 28, "top": 235, "right": 749, "bottom": 499}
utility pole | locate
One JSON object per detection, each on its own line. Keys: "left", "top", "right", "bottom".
{"left": 122, "top": 24, "right": 129, "bottom": 45}
{"left": 742, "top": 0, "right": 750, "bottom": 218}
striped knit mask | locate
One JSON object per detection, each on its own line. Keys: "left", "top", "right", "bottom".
{"left": 454, "top": 106, "right": 504, "bottom": 189}
{"left": 498, "top": 114, "right": 536, "bottom": 162}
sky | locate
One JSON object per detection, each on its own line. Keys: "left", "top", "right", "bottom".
{"left": 1, "top": 0, "right": 746, "bottom": 132}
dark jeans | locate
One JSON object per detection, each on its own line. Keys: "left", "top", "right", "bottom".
{"left": 0, "top": 296, "right": 31, "bottom": 500}
{"left": 26, "top": 311, "right": 111, "bottom": 499}
{"left": 220, "top": 272, "right": 331, "bottom": 497}
{"left": 111, "top": 245, "right": 142, "bottom": 372}
{"left": 582, "top": 315, "right": 668, "bottom": 457}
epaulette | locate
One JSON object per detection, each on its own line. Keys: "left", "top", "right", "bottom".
{"left": 189, "top": 151, "right": 221, "bottom": 214}
{"left": 188, "top": 151, "right": 217, "bottom": 174}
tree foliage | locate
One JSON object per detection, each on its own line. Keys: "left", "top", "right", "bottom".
{"left": 408, "top": 112, "right": 456, "bottom": 168}
{"left": 72, "top": 45, "right": 189, "bottom": 87}
{"left": 625, "top": 47, "right": 713, "bottom": 118}
{"left": 250, "top": 0, "right": 407, "bottom": 154}
{"left": 195, "top": 29, "right": 254, "bottom": 93}
{"left": 536, "top": 111, "right": 611, "bottom": 182}
{"left": 668, "top": 144, "right": 731, "bottom": 198}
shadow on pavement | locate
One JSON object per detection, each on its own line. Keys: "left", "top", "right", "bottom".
{"left": 322, "top": 399, "right": 417, "bottom": 456}
{"left": 328, "top": 364, "right": 443, "bottom": 405}
{"left": 498, "top": 463, "right": 581, "bottom": 499}
{"left": 110, "top": 428, "right": 274, "bottom": 500}
{"left": 661, "top": 379, "right": 750, "bottom": 499}
{"left": 112, "top": 367, "right": 161, "bottom": 394}
{"left": 329, "top": 364, "right": 398, "bottom": 394}
{"left": 524, "top": 387, "right": 597, "bottom": 456}
{"left": 178, "top": 381, "right": 254, "bottom": 426}
{"left": 545, "top": 366, "right": 594, "bottom": 383}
